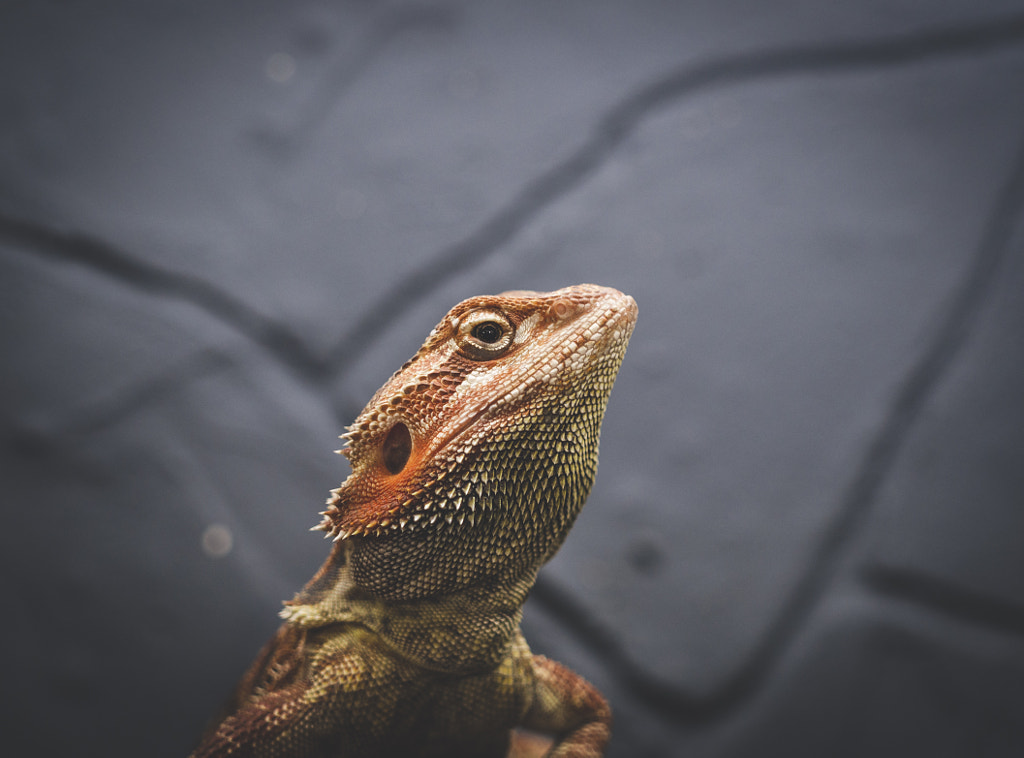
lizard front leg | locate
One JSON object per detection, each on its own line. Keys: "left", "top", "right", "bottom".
{"left": 519, "top": 655, "right": 611, "bottom": 758}
{"left": 192, "top": 682, "right": 327, "bottom": 758}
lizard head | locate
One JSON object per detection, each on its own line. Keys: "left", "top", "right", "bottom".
{"left": 314, "top": 283, "right": 636, "bottom": 597}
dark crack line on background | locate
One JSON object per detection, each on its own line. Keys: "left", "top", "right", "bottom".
{"left": 0, "top": 213, "right": 329, "bottom": 380}
{"left": 529, "top": 129, "right": 1024, "bottom": 725}
{"left": 323, "top": 12, "right": 1024, "bottom": 382}
{"left": 863, "top": 566, "right": 1024, "bottom": 640}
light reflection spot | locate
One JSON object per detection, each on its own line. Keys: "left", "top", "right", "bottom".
{"left": 201, "top": 523, "right": 234, "bottom": 558}
{"left": 266, "top": 53, "right": 296, "bottom": 83}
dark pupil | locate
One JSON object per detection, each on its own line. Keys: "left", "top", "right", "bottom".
{"left": 472, "top": 322, "right": 503, "bottom": 344}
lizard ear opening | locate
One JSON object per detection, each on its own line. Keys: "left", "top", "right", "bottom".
{"left": 382, "top": 422, "right": 412, "bottom": 475}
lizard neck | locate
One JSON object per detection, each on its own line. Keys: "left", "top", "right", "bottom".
{"left": 280, "top": 542, "right": 535, "bottom": 672}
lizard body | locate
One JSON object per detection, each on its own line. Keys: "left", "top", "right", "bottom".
{"left": 192, "top": 284, "right": 637, "bottom": 758}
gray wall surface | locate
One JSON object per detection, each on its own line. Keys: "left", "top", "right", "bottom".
{"left": 3, "top": 2, "right": 1024, "bottom": 756}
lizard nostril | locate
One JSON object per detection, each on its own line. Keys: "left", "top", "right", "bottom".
{"left": 382, "top": 422, "right": 412, "bottom": 475}
{"left": 549, "top": 299, "right": 574, "bottom": 320}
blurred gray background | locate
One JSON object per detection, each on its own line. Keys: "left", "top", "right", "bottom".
{"left": 3, "top": 1, "right": 1024, "bottom": 756}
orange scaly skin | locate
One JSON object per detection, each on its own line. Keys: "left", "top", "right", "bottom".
{"left": 192, "top": 284, "right": 637, "bottom": 758}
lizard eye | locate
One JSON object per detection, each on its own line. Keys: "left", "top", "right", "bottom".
{"left": 456, "top": 310, "right": 514, "bottom": 360}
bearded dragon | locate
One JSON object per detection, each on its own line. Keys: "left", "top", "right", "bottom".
{"left": 191, "top": 283, "right": 637, "bottom": 758}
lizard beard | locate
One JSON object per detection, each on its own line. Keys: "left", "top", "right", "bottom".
{"left": 348, "top": 399, "right": 602, "bottom": 602}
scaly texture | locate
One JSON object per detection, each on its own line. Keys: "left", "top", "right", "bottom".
{"left": 191, "top": 284, "right": 637, "bottom": 758}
